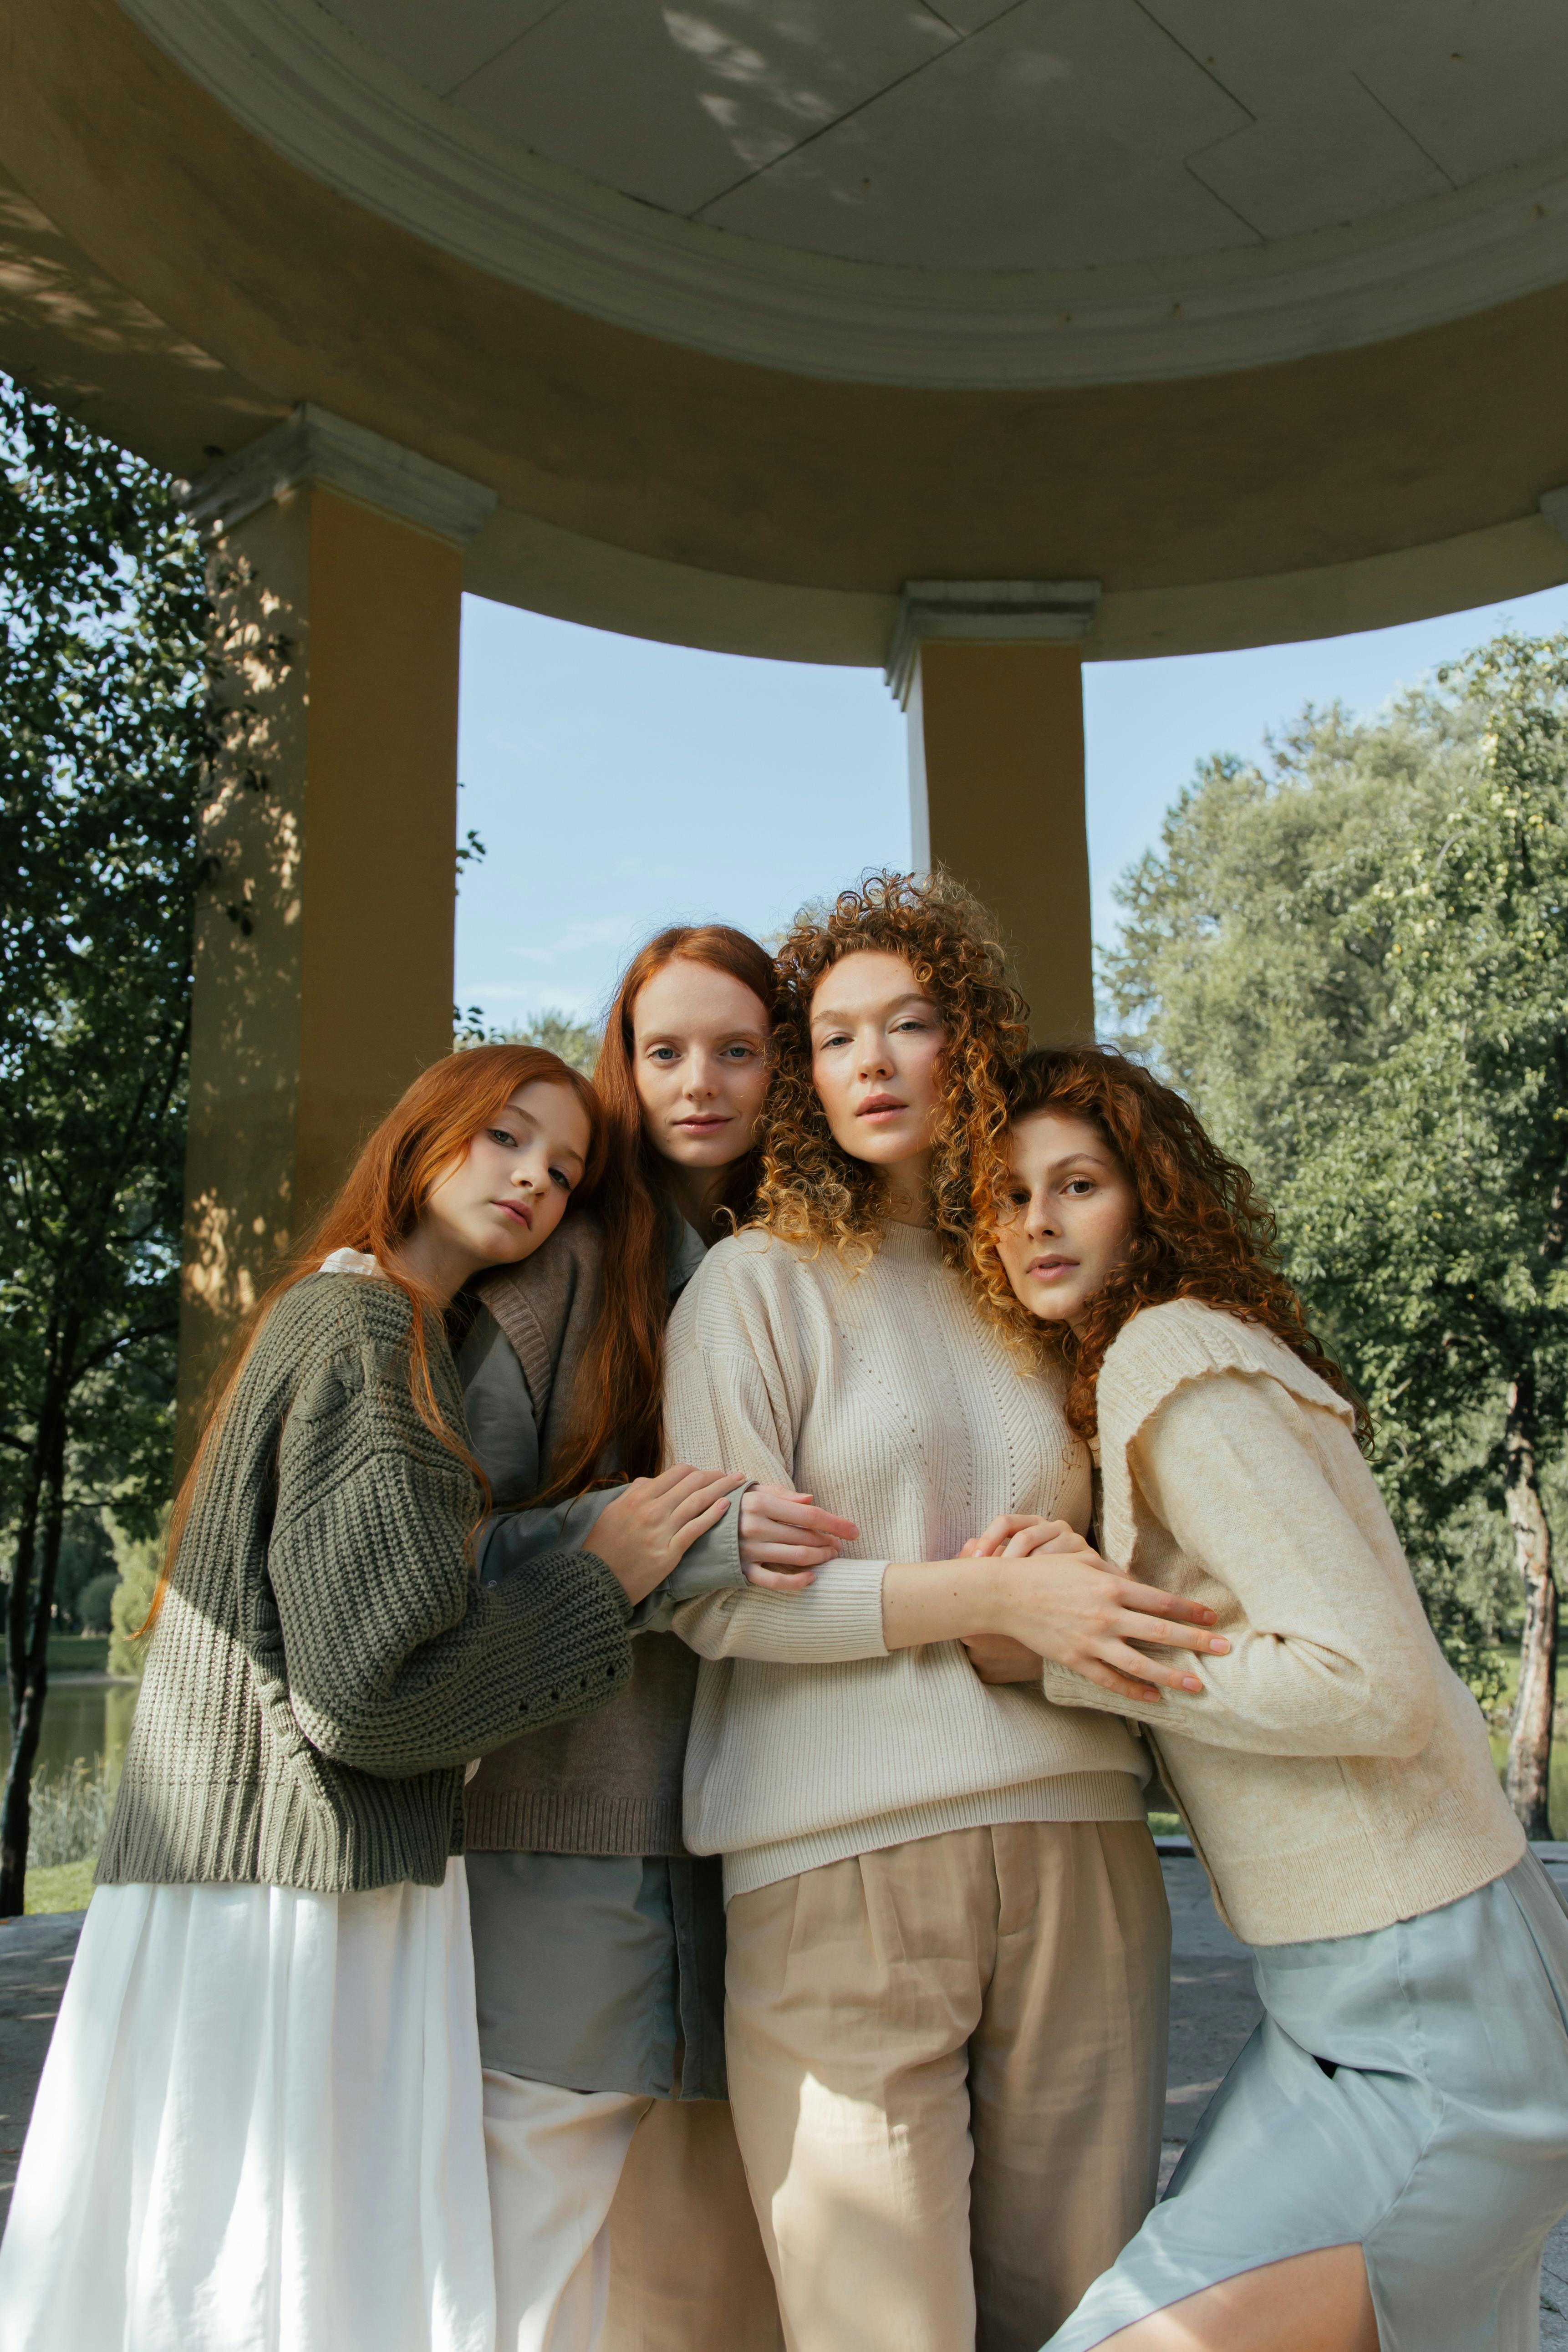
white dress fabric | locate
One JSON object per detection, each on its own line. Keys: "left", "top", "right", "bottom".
{"left": 0, "top": 1862, "right": 495, "bottom": 2352}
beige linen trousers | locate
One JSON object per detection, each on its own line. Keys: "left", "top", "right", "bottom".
{"left": 723, "top": 1821, "right": 1170, "bottom": 2352}
{"left": 603, "top": 2098, "right": 783, "bottom": 2351}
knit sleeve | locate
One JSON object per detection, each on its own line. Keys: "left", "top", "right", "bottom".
{"left": 479, "top": 1482, "right": 745, "bottom": 1634}
{"left": 265, "top": 1349, "right": 634, "bottom": 1778}
{"left": 1041, "top": 1372, "right": 1438, "bottom": 1757}
{"left": 664, "top": 1258, "right": 889, "bottom": 1666}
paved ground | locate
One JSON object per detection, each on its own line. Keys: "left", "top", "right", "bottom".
{"left": 4, "top": 1856, "right": 1567, "bottom": 2333}
{"left": 0, "top": 1908, "right": 80, "bottom": 2228}
{"left": 1158, "top": 1848, "right": 1263, "bottom": 2177}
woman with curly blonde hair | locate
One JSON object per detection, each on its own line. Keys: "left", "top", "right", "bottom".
{"left": 662, "top": 875, "right": 1219, "bottom": 2352}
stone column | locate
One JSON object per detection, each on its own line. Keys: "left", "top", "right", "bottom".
{"left": 888, "top": 581, "right": 1100, "bottom": 1042}
{"left": 178, "top": 405, "right": 496, "bottom": 1437}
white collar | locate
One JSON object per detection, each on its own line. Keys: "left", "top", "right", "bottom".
{"left": 319, "top": 1247, "right": 380, "bottom": 1278}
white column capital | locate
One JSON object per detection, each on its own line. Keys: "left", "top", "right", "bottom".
{"left": 886, "top": 578, "right": 1101, "bottom": 707}
{"left": 184, "top": 402, "right": 499, "bottom": 547}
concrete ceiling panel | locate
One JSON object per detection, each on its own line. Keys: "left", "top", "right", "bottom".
{"left": 315, "top": 0, "right": 560, "bottom": 98}
{"left": 924, "top": 0, "right": 1020, "bottom": 31}
{"left": 700, "top": 0, "right": 1256, "bottom": 270}
{"left": 7, "top": 0, "right": 1568, "bottom": 663}
{"left": 1351, "top": 0, "right": 1568, "bottom": 187}
{"left": 450, "top": 0, "right": 958, "bottom": 218}
{"left": 1186, "top": 80, "right": 1448, "bottom": 241}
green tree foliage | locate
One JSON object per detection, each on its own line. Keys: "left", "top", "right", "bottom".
{"left": 456, "top": 1003, "right": 601, "bottom": 1074}
{"left": 106, "top": 1515, "right": 162, "bottom": 1680}
{"left": 506, "top": 1007, "right": 601, "bottom": 1074}
{"left": 0, "top": 380, "right": 210, "bottom": 1911}
{"left": 1105, "top": 639, "right": 1568, "bottom": 1831}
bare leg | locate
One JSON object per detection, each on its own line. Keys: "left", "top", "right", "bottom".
{"left": 1090, "top": 2245, "right": 1380, "bottom": 2352}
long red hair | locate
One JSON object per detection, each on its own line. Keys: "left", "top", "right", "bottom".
{"left": 972, "top": 1046, "right": 1368, "bottom": 1446}
{"left": 548, "top": 925, "right": 777, "bottom": 1494}
{"left": 148, "top": 1044, "right": 606, "bottom": 1629}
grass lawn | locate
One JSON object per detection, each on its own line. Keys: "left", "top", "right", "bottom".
{"left": 1484, "top": 1644, "right": 1568, "bottom": 1710}
{"left": 23, "top": 1855, "right": 96, "bottom": 1914}
{"left": 0, "top": 1635, "right": 112, "bottom": 1676}
{"left": 1484, "top": 1644, "right": 1568, "bottom": 1839}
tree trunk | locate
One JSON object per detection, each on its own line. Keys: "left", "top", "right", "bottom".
{"left": 1504, "top": 1365, "right": 1558, "bottom": 1838}
{"left": 0, "top": 1405, "right": 66, "bottom": 1917}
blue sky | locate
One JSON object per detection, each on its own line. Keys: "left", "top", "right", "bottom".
{"left": 454, "top": 580, "right": 1568, "bottom": 1035}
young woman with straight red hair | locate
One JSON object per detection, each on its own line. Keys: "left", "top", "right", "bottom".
{"left": 0, "top": 1044, "right": 719, "bottom": 2352}
{"left": 459, "top": 927, "right": 849, "bottom": 2352}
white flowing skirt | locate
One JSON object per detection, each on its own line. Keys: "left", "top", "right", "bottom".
{"left": 0, "top": 1862, "right": 494, "bottom": 2352}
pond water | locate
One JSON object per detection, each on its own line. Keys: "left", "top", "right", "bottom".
{"left": 0, "top": 1680, "right": 141, "bottom": 1785}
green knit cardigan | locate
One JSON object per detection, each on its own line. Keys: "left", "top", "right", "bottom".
{"left": 96, "top": 1273, "right": 634, "bottom": 1893}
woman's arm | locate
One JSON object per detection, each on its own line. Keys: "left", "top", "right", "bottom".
{"left": 270, "top": 1445, "right": 636, "bottom": 1777}
{"left": 670, "top": 1345, "right": 894, "bottom": 1663}
{"left": 1036, "top": 1374, "right": 1440, "bottom": 1756}
{"left": 881, "top": 1529, "right": 1222, "bottom": 1698}
{"left": 668, "top": 1313, "right": 1218, "bottom": 1675}
{"left": 479, "top": 1475, "right": 748, "bottom": 1631}
{"left": 463, "top": 1292, "right": 753, "bottom": 1628}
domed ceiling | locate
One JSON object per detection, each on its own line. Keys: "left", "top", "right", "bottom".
{"left": 122, "top": 0, "right": 1568, "bottom": 384}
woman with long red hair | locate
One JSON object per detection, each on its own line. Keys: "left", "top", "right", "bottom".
{"left": 0, "top": 1044, "right": 719, "bottom": 2352}
{"left": 458, "top": 927, "right": 849, "bottom": 2352}
{"left": 970, "top": 1046, "right": 1568, "bottom": 2352}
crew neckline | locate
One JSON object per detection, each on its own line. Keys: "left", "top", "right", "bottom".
{"left": 877, "top": 1220, "right": 944, "bottom": 1261}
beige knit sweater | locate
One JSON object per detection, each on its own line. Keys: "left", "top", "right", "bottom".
{"left": 1039, "top": 1299, "right": 1524, "bottom": 1945}
{"left": 667, "top": 1225, "right": 1150, "bottom": 1899}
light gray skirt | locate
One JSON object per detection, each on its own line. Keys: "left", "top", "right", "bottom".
{"left": 1044, "top": 1850, "right": 1568, "bottom": 2352}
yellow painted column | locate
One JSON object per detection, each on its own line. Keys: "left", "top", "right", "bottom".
{"left": 906, "top": 637, "right": 1095, "bottom": 1042}
{"left": 178, "top": 407, "right": 494, "bottom": 1438}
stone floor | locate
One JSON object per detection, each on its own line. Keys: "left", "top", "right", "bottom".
{"left": 3, "top": 1856, "right": 1567, "bottom": 2333}
{"left": 0, "top": 1907, "right": 79, "bottom": 2230}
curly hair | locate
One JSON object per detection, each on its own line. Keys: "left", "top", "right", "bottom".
{"left": 972, "top": 1045, "right": 1369, "bottom": 1447}
{"left": 754, "top": 870, "right": 1030, "bottom": 1271}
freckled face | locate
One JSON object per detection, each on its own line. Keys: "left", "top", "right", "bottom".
{"left": 995, "top": 1110, "right": 1139, "bottom": 1333}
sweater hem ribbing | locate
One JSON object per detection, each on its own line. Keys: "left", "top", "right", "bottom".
{"left": 463, "top": 1789, "right": 686, "bottom": 1858}
{"left": 1207, "top": 1813, "right": 1526, "bottom": 1946}
{"left": 715, "top": 1770, "right": 1148, "bottom": 1902}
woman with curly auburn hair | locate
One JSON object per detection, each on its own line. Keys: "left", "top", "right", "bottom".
{"left": 969, "top": 1043, "right": 1367, "bottom": 1452}
{"left": 972, "top": 1047, "right": 1568, "bottom": 2352}
{"left": 663, "top": 875, "right": 1222, "bottom": 2352}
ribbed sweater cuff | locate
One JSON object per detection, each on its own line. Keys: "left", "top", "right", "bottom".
{"left": 761, "top": 1554, "right": 890, "bottom": 1662}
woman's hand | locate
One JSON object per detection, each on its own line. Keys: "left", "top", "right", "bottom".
{"left": 589, "top": 1466, "right": 746, "bottom": 1606}
{"left": 984, "top": 1520, "right": 1227, "bottom": 1703}
{"left": 881, "top": 1522, "right": 1226, "bottom": 1701}
{"left": 965, "top": 1513, "right": 1075, "bottom": 1559}
{"left": 953, "top": 1534, "right": 1046, "bottom": 1682}
{"left": 738, "top": 1483, "right": 860, "bottom": 1593}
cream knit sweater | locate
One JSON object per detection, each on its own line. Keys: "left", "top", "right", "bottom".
{"left": 1040, "top": 1299, "right": 1524, "bottom": 1945}
{"left": 667, "top": 1224, "right": 1149, "bottom": 1898}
